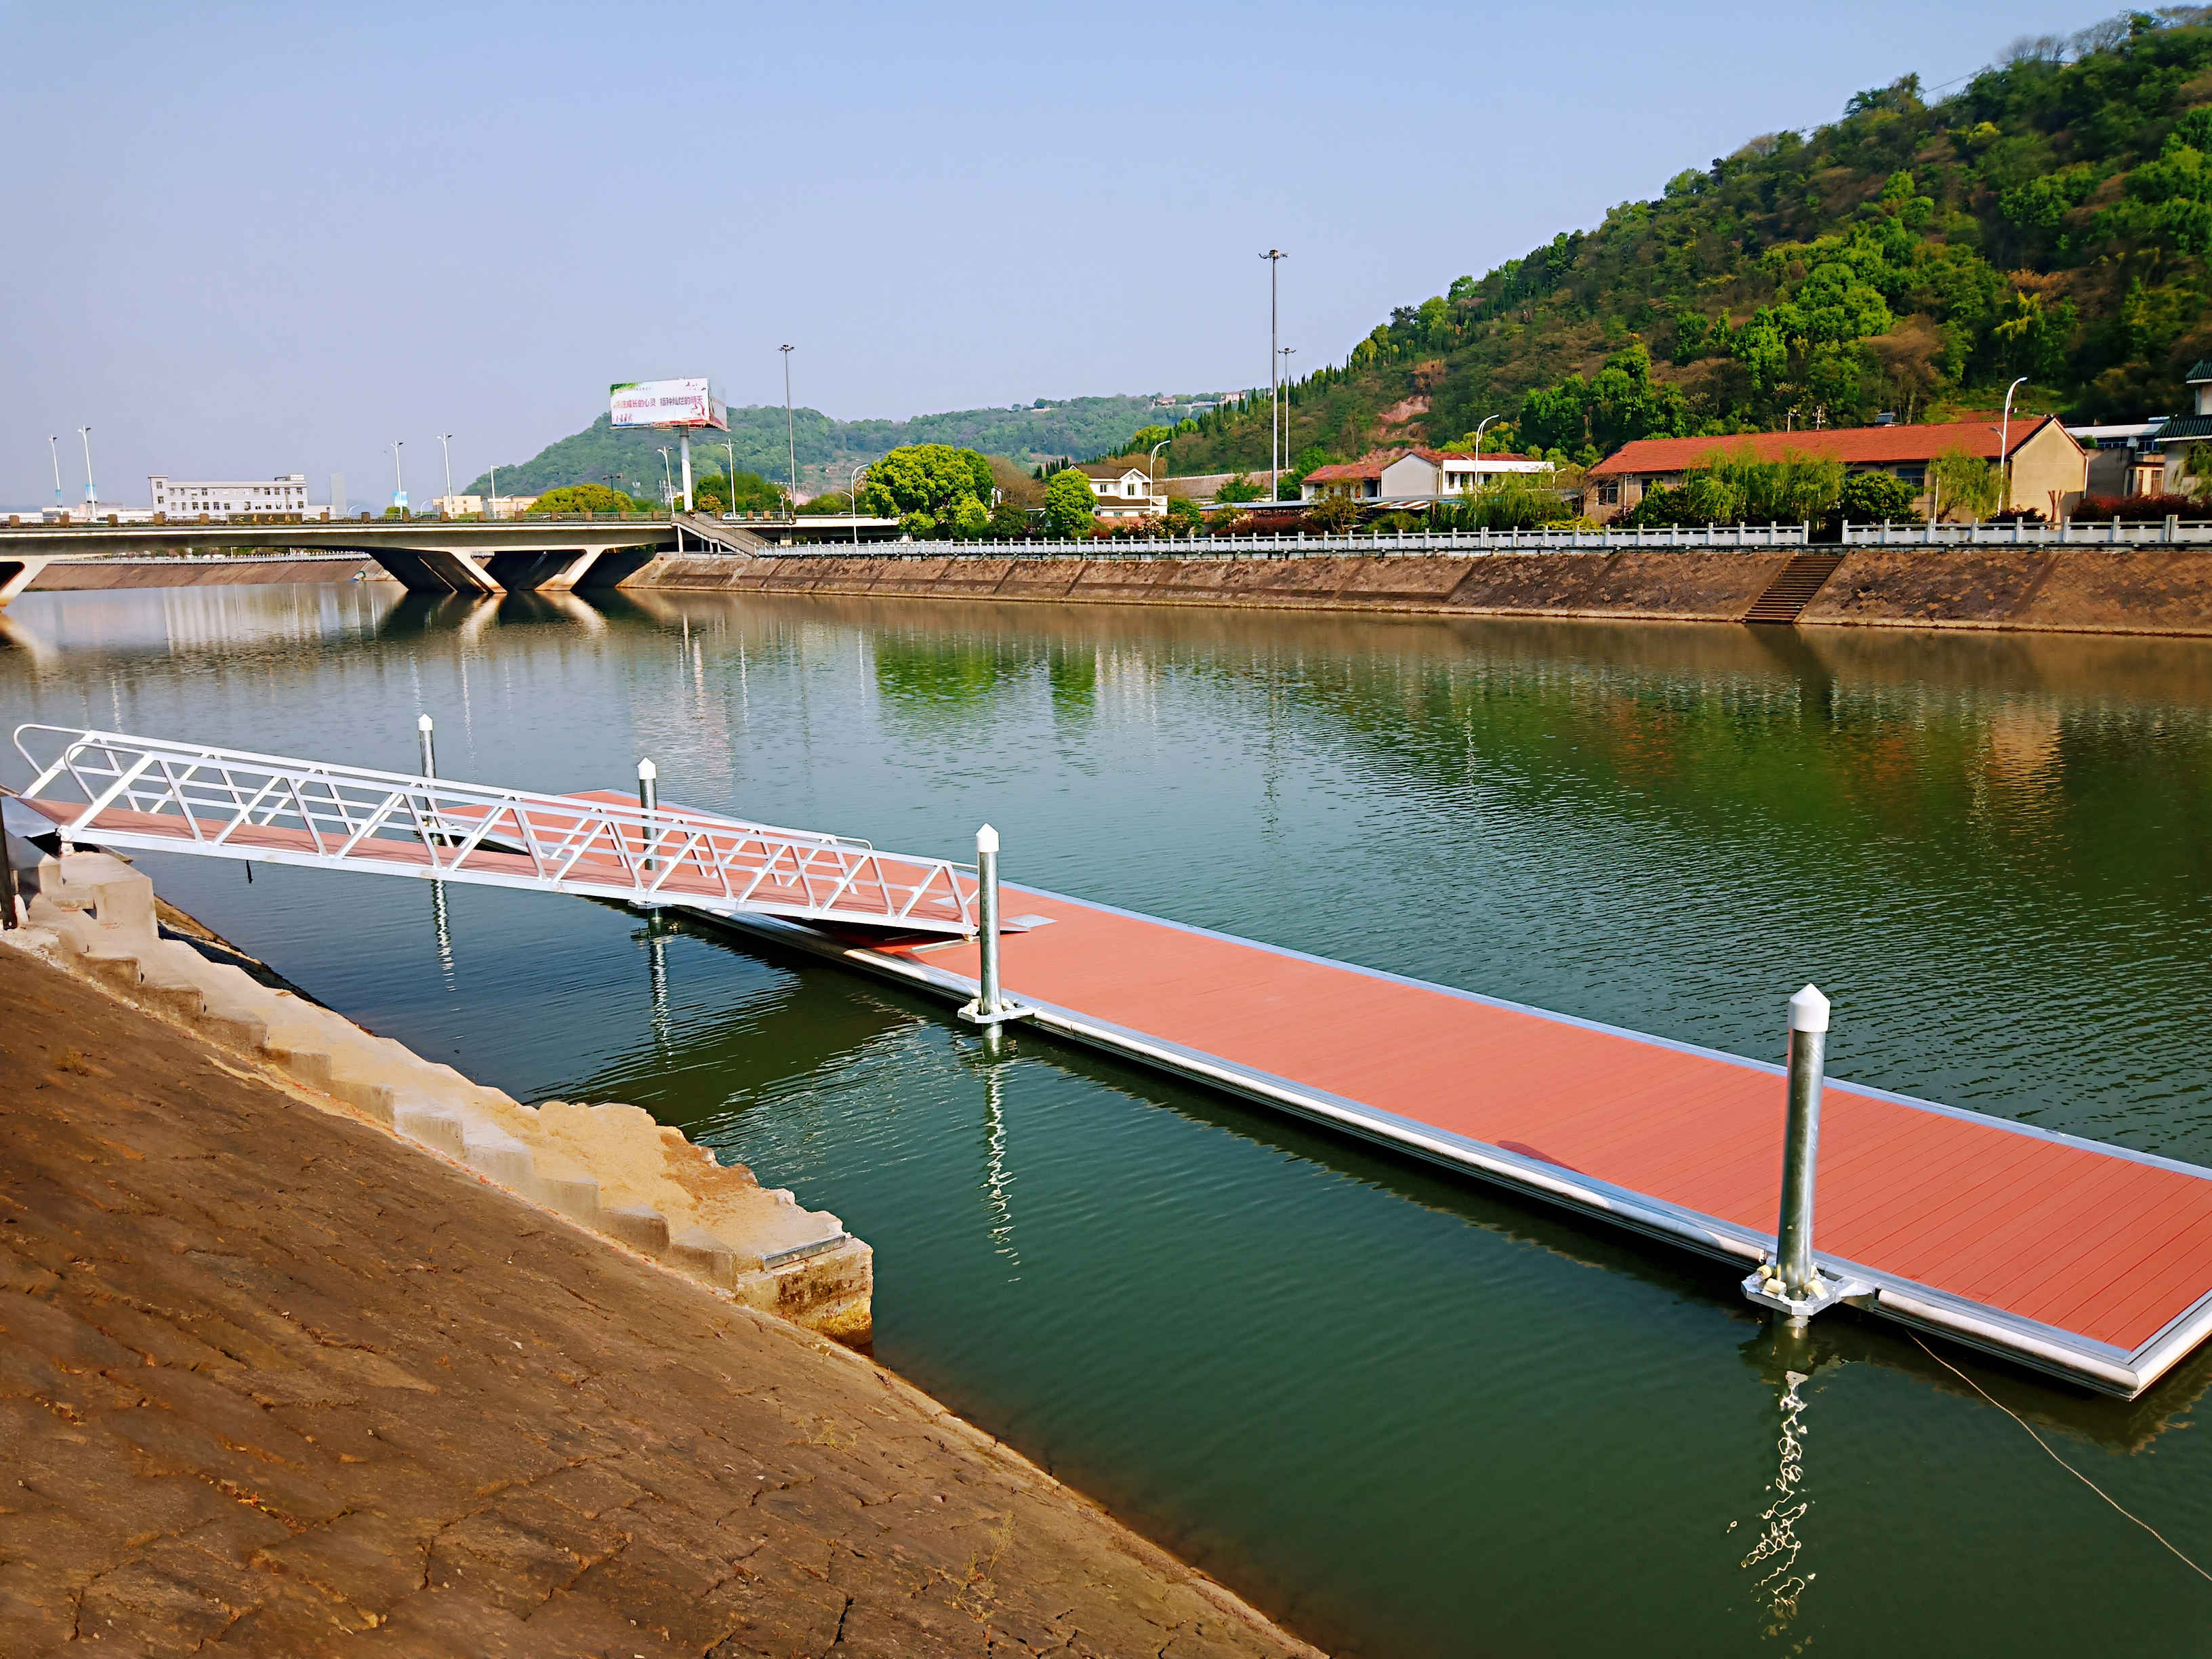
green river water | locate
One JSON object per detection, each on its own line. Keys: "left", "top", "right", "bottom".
{"left": 5, "top": 581, "right": 2211, "bottom": 1655}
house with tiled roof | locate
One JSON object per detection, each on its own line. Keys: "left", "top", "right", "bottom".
{"left": 1583, "top": 416, "right": 2088, "bottom": 523}
{"left": 1071, "top": 459, "right": 1167, "bottom": 520}
{"left": 1300, "top": 449, "right": 1551, "bottom": 505}
{"left": 2150, "top": 363, "right": 2212, "bottom": 493}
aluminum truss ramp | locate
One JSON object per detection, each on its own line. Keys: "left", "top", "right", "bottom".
{"left": 13, "top": 726, "right": 977, "bottom": 936}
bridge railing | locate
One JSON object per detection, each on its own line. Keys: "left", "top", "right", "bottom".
{"left": 12, "top": 726, "right": 976, "bottom": 935}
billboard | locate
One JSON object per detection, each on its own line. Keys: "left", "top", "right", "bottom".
{"left": 609, "top": 377, "right": 729, "bottom": 431}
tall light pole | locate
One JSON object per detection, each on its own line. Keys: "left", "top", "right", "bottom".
{"left": 1277, "top": 346, "right": 1296, "bottom": 499}
{"left": 47, "top": 436, "right": 62, "bottom": 512}
{"left": 77, "top": 427, "right": 96, "bottom": 506}
{"left": 1998, "top": 375, "right": 2029, "bottom": 514}
{"left": 435, "top": 433, "right": 454, "bottom": 510}
{"left": 849, "top": 463, "right": 869, "bottom": 546}
{"left": 657, "top": 447, "right": 674, "bottom": 508}
{"left": 389, "top": 441, "right": 407, "bottom": 512}
{"left": 724, "top": 438, "right": 739, "bottom": 516}
{"left": 1260, "top": 250, "right": 1286, "bottom": 502}
{"left": 779, "top": 344, "right": 798, "bottom": 516}
{"left": 1149, "top": 439, "right": 1169, "bottom": 526}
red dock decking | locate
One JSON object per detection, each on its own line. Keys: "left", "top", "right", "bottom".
{"left": 740, "top": 882, "right": 2212, "bottom": 1398}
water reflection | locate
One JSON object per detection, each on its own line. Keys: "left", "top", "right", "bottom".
{"left": 11, "top": 583, "right": 2212, "bottom": 1658}
{"left": 1739, "top": 1367, "right": 1815, "bottom": 1636}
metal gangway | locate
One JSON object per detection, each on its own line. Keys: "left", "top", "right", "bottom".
{"left": 12, "top": 726, "right": 978, "bottom": 936}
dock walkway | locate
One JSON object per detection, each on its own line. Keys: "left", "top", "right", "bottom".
{"left": 722, "top": 881, "right": 2212, "bottom": 1400}
{"left": 20, "top": 733, "right": 2212, "bottom": 1399}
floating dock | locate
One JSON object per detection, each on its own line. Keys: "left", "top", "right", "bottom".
{"left": 710, "top": 880, "right": 2212, "bottom": 1401}
{"left": 18, "top": 729, "right": 2212, "bottom": 1400}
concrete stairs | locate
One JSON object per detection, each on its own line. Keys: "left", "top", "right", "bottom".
{"left": 1743, "top": 552, "right": 1846, "bottom": 624}
{"left": 7, "top": 849, "right": 871, "bottom": 1344}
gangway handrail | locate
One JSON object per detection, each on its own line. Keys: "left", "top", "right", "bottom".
{"left": 11, "top": 726, "right": 977, "bottom": 936}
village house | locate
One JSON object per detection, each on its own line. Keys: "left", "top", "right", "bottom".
{"left": 2149, "top": 362, "right": 2212, "bottom": 494}
{"left": 1582, "top": 417, "right": 2089, "bottom": 524}
{"left": 1071, "top": 459, "right": 1168, "bottom": 520}
{"left": 1300, "top": 449, "right": 1551, "bottom": 505}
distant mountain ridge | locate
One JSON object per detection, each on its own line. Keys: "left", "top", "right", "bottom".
{"left": 465, "top": 394, "right": 1224, "bottom": 498}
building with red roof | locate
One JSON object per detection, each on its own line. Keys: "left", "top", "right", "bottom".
{"left": 1583, "top": 416, "right": 2087, "bottom": 524}
{"left": 1300, "top": 448, "right": 1551, "bottom": 505}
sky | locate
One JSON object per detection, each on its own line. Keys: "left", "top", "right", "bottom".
{"left": 1, "top": 0, "right": 2104, "bottom": 510}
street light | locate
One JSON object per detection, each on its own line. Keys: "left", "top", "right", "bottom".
{"left": 1277, "top": 346, "right": 1296, "bottom": 499}
{"left": 849, "top": 463, "right": 869, "bottom": 546}
{"left": 389, "top": 441, "right": 407, "bottom": 512}
{"left": 779, "top": 344, "right": 797, "bottom": 517}
{"left": 1259, "top": 249, "right": 1286, "bottom": 501}
{"left": 47, "top": 436, "right": 62, "bottom": 512}
{"left": 724, "top": 438, "right": 739, "bottom": 518}
{"left": 435, "top": 433, "right": 454, "bottom": 513}
{"left": 1997, "top": 375, "right": 2030, "bottom": 514}
{"left": 77, "top": 427, "right": 96, "bottom": 506}
{"left": 657, "top": 447, "right": 675, "bottom": 509}
{"left": 1149, "top": 438, "right": 1169, "bottom": 527}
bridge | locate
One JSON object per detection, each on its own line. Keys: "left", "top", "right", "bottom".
{"left": 0, "top": 510, "right": 902, "bottom": 605}
{"left": 16, "top": 722, "right": 2212, "bottom": 1399}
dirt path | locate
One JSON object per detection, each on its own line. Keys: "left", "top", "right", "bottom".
{"left": 0, "top": 943, "right": 1321, "bottom": 1657}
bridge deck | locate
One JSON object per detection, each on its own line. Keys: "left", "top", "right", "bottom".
{"left": 716, "top": 878, "right": 2212, "bottom": 1399}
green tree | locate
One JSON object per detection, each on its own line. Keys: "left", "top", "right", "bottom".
{"left": 1215, "top": 472, "right": 1263, "bottom": 503}
{"left": 1164, "top": 495, "right": 1206, "bottom": 535}
{"left": 529, "top": 483, "right": 641, "bottom": 516}
{"left": 1042, "top": 469, "right": 1097, "bottom": 537}
{"left": 1931, "top": 449, "right": 2001, "bottom": 519}
{"left": 1125, "top": 424, "right": 1174, "bottom": 453}
{"left": 1837, "top": 470, "right": 1919, "bottom": 522}
{"left": 857, "top": 445, "right": 996, "bottom": 533}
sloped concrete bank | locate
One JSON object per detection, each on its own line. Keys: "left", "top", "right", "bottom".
{"left": 625, "top": 545, "right": 2212, "bottom": 637}
{"left": 0, "top": 907, "right": 1321, "bottom": 1656}
{"left": 28, "top": 555, "right": 388, "bottom": 590}
{"left": 12, "top": 848, "right": 872, "bottom": 1345}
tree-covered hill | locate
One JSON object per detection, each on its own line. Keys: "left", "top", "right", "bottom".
{"left": 466, "top": 393, "right": 1225, "bottom": 499}
{"left": 1164, "top": 9, "right": 2212, "bottom": 480}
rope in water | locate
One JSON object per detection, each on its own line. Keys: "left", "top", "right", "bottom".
{"left": 1912, "top": 1336, "right": 2212, "bottom": 1586}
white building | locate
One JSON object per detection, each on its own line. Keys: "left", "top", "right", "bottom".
{"left": 150, "top": 474, "right": 310, "bottom": 517}
{"left": 1300, "top": 449, "right": 1552, "bottom": 504}
{"left": 430, "top": 494, "right": 539, "bottom": 518}
{"left": 1072, "top": 460, "right": 1166, "bottom": 520}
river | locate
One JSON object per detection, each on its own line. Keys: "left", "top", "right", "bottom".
{"left": 5, "top": 582, "right": 2211, "bottom": 1655}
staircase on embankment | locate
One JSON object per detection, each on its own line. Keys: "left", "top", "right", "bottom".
{"left": 1742, "top": 552, "right": 1845, "bottom": 624}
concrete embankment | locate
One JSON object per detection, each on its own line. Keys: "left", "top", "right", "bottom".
{"left": 0, "top": 864, "right": 1321, "bottom": 1656}
{"left": 28, "top": 555, "right": 388, "bottom": 590}
{"left": 626, "top": 545, "right": 2212, "bottom": 637}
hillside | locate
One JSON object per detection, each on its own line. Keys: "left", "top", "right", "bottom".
{"left": 1163, "top": 10, "right": 2212, "bottom": 481}
{"left": 466, "top": 393, "right": 1225, "bottom": 499}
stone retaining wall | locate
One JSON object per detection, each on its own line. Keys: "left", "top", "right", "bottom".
{"left": 7, "top": 849, "right": 871, "bottom": 1344}
{"left": 28, "top": 556, "right": 388, "bottom": 590}
{"left": 626, "top": 546, "right": 2212, "bottom": 636}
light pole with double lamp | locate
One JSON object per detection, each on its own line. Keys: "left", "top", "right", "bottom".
{"left": 1259, "top": 249, "right": 1286, "bottom": 501}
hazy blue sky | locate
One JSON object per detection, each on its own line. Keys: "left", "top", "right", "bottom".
{"left": 3, "top": 1, "right": 2099, "bottom": 508}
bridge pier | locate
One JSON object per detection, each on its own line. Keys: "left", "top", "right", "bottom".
{"left": 0, "top": 556, "right": 54, "bottom": 609}
{"left": 369, "top": 547, "right": 501, "bottom": 594}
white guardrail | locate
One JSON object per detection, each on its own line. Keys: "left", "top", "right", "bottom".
{"left": 764, "top": 523, "right": 1814, "bottom": 559}
{"left": 12, "top": 726, "right": 979, "bottom": 936}
{"left": 1842, "top": 516, "right": 2212, "bottom": 546}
